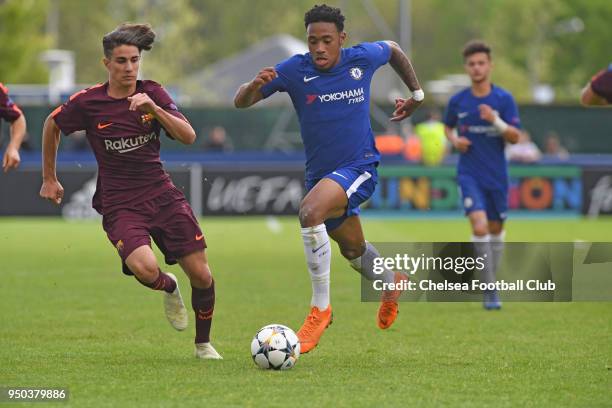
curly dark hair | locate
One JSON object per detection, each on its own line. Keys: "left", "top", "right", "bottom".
{"left": 103, "top": 23, "right": 155, "bottom": 58}
{"left": 462, "top": 40, "right": 491, "bottom": 60}
{"left": 304, "top": 4, "right": 345, "bottom": 32}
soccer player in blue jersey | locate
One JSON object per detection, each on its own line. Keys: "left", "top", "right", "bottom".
{"left": 234, "top": 4, "right": 423, "bottom": 352}
{"left": 443, "top": 41, "right": 521, "bottom": 310}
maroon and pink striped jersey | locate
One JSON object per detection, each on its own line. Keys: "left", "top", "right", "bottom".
{"left": 52, "top": 80, "right": 188, "bottom": 214}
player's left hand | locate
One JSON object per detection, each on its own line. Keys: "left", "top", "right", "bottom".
{"left": 478, "top": 104, "right": 497, "bottom": 123}
{"left": 127, "top": 93, "right": 158, "bottom": 114}
{"left": 390, "top": 97, "right": 422, "bottom": 122}
{"left": 2, "top": 147, "right": 20, "bottom": 173}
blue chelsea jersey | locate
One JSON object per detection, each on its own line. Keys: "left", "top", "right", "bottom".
{"left": 443, "top": 85, "right": 521, "bottom": 189}
{"left": 261, "top": 41, "right": 391, "bottom": 181}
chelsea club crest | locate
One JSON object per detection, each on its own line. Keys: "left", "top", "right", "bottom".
{"left": 349, "top": 67, "right": 363, "bottom": 80}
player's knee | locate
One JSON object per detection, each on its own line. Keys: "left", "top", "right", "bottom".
{"left": 189, "top": 264, "right": 213, "bottom": 289}
{"left": 471, "top": 218, "right": 489, "bottom": 237}
{"left": 128, "top": 259, "right": 159, "bottom": 283}
{"left": 339, "top": 242, "right": 365, "bottom": 261}
{"left": 473, "top": 224, "right": 489, "bottom": 237}
{"left": 298, "top": 202, "right": 324, "bottom": 227}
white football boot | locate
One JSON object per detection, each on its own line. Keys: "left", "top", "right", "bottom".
{"left": 195, "top": 342, "right": 223, "bottom": 360}
{"left": 164, "top": 273, "right": 188, "bottom": 331}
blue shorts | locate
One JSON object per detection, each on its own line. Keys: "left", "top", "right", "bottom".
{"left": 305, "top": 164, "right": 378, "bottom": 231}
{"left": 457, "top": 174, "right": 508, "bottom": 221}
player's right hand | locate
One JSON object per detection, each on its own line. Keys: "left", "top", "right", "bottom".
{"left": 2, "top": 147, "right": 20, "bottom": 172}
{"left": 390, "top": 97, "right": 422, "bottom": 122}
{"left": 40, "top": 179, "right": 65, "bottom": 205}
{"left": 249, "top": 67, "right": 277, "bottom": 90}
{"left": 453, "top": 136, "right": 472, "bottom": 153}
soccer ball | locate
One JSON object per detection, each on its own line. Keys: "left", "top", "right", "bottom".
{"left": 250, "top": 324, "right": 300, "bottom": 370}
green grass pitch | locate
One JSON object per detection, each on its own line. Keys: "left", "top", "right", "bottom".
{"left": 0, "top": 217, "right": 610, "bottom": 407}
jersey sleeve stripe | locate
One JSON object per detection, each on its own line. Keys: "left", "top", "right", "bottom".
{"left": 11, "top": 103, "right": 23, "bottom": 116}
{"left": 53, "top": 82, "right": 105, "bottom": 117}
{"left": 50, "top": 105, "right": 62, "bottom": 118}
{"left": 68, "top": 83, "right": 104, "bottom": 101}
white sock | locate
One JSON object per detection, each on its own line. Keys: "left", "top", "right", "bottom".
{"left": 301, "top": 224, "right": 331, "bottom": 310}
{"left": 349, "top": 241, "right": 395, "bottom": 284}
{"left": 472, "top": 234, "right": 494, "bottom": 284}
{"left": 489, "top": 231, "right": 505, "bottom": 276}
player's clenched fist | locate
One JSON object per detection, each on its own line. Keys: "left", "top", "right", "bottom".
{"left": 478, "top": 104, "right": 497, "bottom": 123}
{"left": 249, "top": 67, "right": 277, "bottom": 90}
{"left": 234, "top": 67, "right": 277, "bottom": 108}
{"left": 127, "top": 93, "right": 158, "bottom": 114}
{"left": 390, "top": 97, "right": 422, "bottom": 122}
{"left": 40, "top": 179, "right": 64, "bottom": 205}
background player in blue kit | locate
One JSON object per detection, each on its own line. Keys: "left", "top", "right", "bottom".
{"left": 234, "top": 4, "right": 423, "bottom": 352}
{"left": 443, "top": 41, "right": 521, "bottom": 310}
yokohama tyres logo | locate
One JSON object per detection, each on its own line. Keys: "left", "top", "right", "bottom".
{"left": 305, "top": 87, "right": 365, "bottom": 105}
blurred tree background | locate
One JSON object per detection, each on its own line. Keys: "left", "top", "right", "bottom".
{"left": 0, "top": 0, "right": 50, "bottom": 83}
{"left": 0, "top": 0, "right": 610, "bottom": 102}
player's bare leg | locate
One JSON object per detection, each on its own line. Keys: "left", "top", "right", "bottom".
{"left": 178, "top": 250, "right": 222, "bottom": 360}
{"left": 329, "top": 217, "right": 407, "bottom": 329}
{"left": 487, "top": 220, "right": 505, "bottom": 309}
{"left": 126, "top": 245, "right": 188, "bottom": 330}
{"left": 469, "top": 211, "right": 500, "bottom": 309}
{"left": 296, "top": 178, "right": 346, "bottom": 353}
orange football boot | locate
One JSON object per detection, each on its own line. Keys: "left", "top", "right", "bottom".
{"left": 378, "top": 272, "right": 409, "bottom": 329}
{"left": 297, "top": 305, "right": 333, "bottom": 353}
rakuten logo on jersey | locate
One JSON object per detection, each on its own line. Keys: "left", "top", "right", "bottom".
{"left": 306, "top": 87, "right": 365, "bottom": 105}
{"left": 104, "top": 132, "right": 157, "bottom": 153}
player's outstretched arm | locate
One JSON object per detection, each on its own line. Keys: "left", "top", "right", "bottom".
{"left": 581, "top": 68, "right": 611, "bottom": 107}
{"left": 385, "top": 41, "right": 423, "bottom": 121}
{"left": 3, "top": 113, "right": 26, "bottom": 172}
{"left": 127, "top": 93, "right": 196, "bottom": 145}
{"left": 39, "top": 115, "right": 64, "bottom": 205}
{"left": 580, "top": 84, "right": 607, "bottom": 106}
{"left": 234, "top": 67, "right": 277, "bottom": 109}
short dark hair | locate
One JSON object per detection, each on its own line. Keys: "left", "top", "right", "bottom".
{"left": 103, "top": 23, "right": 155, "bottom": 58}
{"left": 304, "top": 4, "right": 345, "bottom": 32}
{"left": 462, "top": 40, "right": 491, "bottom": 60}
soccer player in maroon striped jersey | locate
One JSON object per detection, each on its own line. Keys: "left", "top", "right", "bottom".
{"left": 0, "top": 83, "right": 26, "bottom": 172}
{"left": 39, "top": 23, "right": 222, "bottom": 360}
{"left": 581, "top": 64, "right": 612, "bottom": 106}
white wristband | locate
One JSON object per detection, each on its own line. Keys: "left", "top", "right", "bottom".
{"left": 493, "top": 115, "right": 509, "bottom": 133}
{"left": 411, "top": 89, "right": 425, "bottom": 102}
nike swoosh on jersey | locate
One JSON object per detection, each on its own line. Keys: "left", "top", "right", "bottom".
{"left": 303, "top": 75, "right": 320, "bottom": 83}
{"left": 97, "top": 122, "right": 113, "bottom": 129}
{"left": 458, "top": 112, "right": 468, "bottom": 118}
